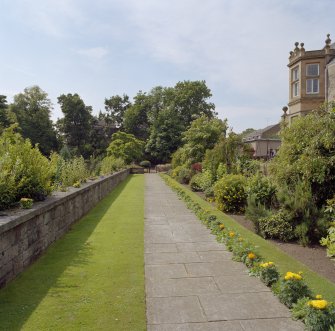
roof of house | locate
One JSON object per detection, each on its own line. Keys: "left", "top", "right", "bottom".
{"left": 243, "top": 124, "right": 280, "bottom": 142}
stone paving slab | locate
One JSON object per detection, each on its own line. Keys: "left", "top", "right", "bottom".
{"left": 144, "top": 174, "right": 304, "bottom": 331}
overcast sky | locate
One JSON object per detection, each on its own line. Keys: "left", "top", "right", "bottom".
{"left": 1, "top": 0, "right": 334, "bottom": 132}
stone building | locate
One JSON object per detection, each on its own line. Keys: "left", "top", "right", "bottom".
{"left": 242, "top": 124, "right": 281, "bottom": 159}
{"left": 283, "top": 34, "right": 335, "bottom": 123}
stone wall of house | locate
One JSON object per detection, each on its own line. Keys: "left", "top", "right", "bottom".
{"left": 0, "top": 169, "right": 130, "bottom": 289}
{"left": 328, "top": 61, "right": 335, "bottom": 102}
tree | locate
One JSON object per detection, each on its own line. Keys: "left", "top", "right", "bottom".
{"left": 123, "top": 91, "right": 151, "bottom": 140}
{"left": 172, "top": 80, "right": 216, "bottom": 125}
{"left": 269, "top": 103, "right": 335, "bottom": 206}
{"left": 57, "top": 93, "right": 93, "bottom": 158}
{"left": 0, "top": 95, "right": 16, "bottom": 132}
{"left": 107, "top": 131, "right": 144, "bottom": 164}
{"left": 9, "top": 86, "right": 58, "bottom": 155}
{"left": 145, "top": 108, "right": 185, "bottom": 163}
{"left": 181, "top": 116, "right": 227, "bottom": 164}
{"left": 104, "top": 94, "right": 131, "bottom": 130}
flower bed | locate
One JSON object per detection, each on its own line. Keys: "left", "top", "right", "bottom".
{"left": 162, "top": 174, "right": 335, "bottom": 331}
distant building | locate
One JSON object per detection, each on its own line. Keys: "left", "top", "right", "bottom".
{"left": 242, "top": 124, "right": 281, "bottom": 159}
{"left": 283, "top": 34, "right": 335, "bottom": 123}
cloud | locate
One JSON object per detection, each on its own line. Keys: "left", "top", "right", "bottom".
{"left": 77, "top": 47, "right": 109, "bottom": 60}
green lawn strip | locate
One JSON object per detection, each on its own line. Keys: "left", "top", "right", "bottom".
{"left": 0, "top": 174, "right": 146, "bottom": 331}
{"left": 162, "top": 174, "right": 335, "bottom": 302}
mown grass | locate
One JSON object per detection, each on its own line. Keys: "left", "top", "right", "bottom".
{"left": 0, "top": 174, "right": 146, "bottom": 331}
{"left": 162, "top": 174, "right": 335, "bottom": 301}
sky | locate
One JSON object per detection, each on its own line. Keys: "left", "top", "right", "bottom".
{"left": 1, "top": 0, "right": 334, "bottom": 133}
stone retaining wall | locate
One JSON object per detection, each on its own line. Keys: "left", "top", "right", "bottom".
{"left": 0, "top": 169, "right": 130, "bottom": 288}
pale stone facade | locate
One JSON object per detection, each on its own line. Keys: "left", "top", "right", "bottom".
{"left": 243, "top": 124, "right": 281, "bottom": 159}
{"left": 285, "top": 34, "right": 335, "bottom": 124}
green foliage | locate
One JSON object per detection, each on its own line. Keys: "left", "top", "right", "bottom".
{"left": 320, "top": 197, "right": 335, "bottom": 258}
{"left": 0, "top": 95, "right": 16, "bottom": 133}
{"left": 276, "top": 181, "right": 324, "bottom": 244}
{"left": 320, "top": 224, "right": 335, "bottom": 258}
{"left": 269, "top": 106, "right": 335, "bottom": 207}
{"left": 189, "top": 173, "right": 202, "bottom": 191}
{"left": 145, "top": 108, "right": 184, "bottom": 163}
{"left": 216, "top": 162, "right": 227, "bottom": 180}
{"left": 107, "top": 131, "right": 144, "bottom": 164}
{"left": 292, "top": 297, "right": 335, "bottom": 331}
{"left": 104, "top": 94, "right": 131, "bottom": 130}
{"left": 57, "top": 93, "right": 93, "bottom": 158}
{"left": 277, "top": 273, "right": 312, "bottom": 308}
{"left": 245, "top": 195, "right": 272, "bottom": 233}
{"left": 259, "top": 263, "right": 280, "bottom": 286}
{"left": 178, "top": 116, "right": 227, "bottom": 165}
{"left": 246, "top": 173, "right": 276, "bottom": 207}
{"left": 258, "top": 210, "right": 295, "bottom": 242}
{"left": 54, "top": 156, "right": 89, "bottom": 188}
{"left": 19, "top": 198, "right": 33, "bottom": 209}
{"left": 0, "top": 127, "right": 52, "bottom": 210}
{"left": 170, "top": 165, "right": 192, "bottom": 184}
{"left": 100, "top": 156, "right": 125, "bottom": 175}
{"left": 10, "top": 86, "right": 58, "bottom": 155}
{"left": 139, "top": 160, "right": 151, "bottom": 168}
{"left": 214, "top": 174, "right": 247, "bottom": 213}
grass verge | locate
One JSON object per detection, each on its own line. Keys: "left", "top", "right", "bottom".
{"left": 162, "top": 174, "right": 335, "bottom": 301}
{"left": 0, "top": 174, "right": 146, "bottom": 331}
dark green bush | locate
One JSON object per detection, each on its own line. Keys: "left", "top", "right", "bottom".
{"left": 258, "top": 210, "right": 295, "bottom": 242}
{"left": 214, "top": 174, "right": 247, "bottom": 213}
{"left": 140, "top": 160, "right": 151, "bottom": 168}
{"left": 247, "top": 174, "right": 276, "bottom": 208}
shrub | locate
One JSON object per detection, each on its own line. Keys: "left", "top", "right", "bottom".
{"left": 277, "top": 271, "right": 312, "bottom": 308}
{"left": 140, "top": 160, "right": 151, "bottom": 168}
{"left": 320, "top": 223, "right": 335, "bottom": 258}
{"left": 0, "top": 127, "right": 52, "bottom": 210}
{"left": 246, "top": 174, "right": 276, "bottom": 208}
{"left": 214, "top": 174, "right": 247, "bottom": 213}
{"left": 245, "top": 194, "right": 272, "bottom": 234}
{"left": 20, "top": 198, "right": 33, "bottom": 209}
{"left": 100, "top": 156, "right": 125, "bottom": 175}
{"left": 171, "top": 166, "right": 192, "bottom": 184}
{"left": 189, "top": 173, "right": 202, "bottom": 191}
{"left": 56, "top": 156, "right": 89, "bottom": 187}
{"left": 258, "top": 262, "right": 280, "bottom": 286}
{"left": 216, "top": 162, "right": 227, "bottom": 180}
{"left": 258, "top": 210, "right": 295, "bottom": 242}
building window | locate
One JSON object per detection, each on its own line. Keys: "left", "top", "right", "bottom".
{"left": 291, "top": 66, "right": 299, "bottom": 97}
{"left": 306, "top": 63, "right": 319, "bottom": 76}
{"left": 306, "top": 78, "right": 319, "bottom": 94}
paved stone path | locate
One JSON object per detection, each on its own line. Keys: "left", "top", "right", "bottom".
{"left": 144, "top": 174, "right": 304, "bottom": 331}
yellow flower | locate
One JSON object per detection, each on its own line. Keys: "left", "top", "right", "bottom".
{"left": 229, "top": 231, "right": 235, "bottom": 238}
{"left": 260, "top": 262, "right": 275, "bottom": 268}
{"left": 238, "top": 237, "right": 243, "bottom": 242}
{"left": 284, "top": 271, "right": 302, "bottom": 281}
{"left": 308, "top": 299, "right": 328, "bottom": 310}
{"left": 219, "top": 224, "right": 225, "bottom": 230}
{"left": 316, "top": 294, "right": 322, "bottom": 299}
{"left": 248, "top": 252, "right": 256, "bottom": 260}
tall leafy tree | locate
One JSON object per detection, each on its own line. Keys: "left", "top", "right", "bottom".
{"left": 57, "top": 93, "right": 93, "bottom": 158}
{"left": 0, "top": 95, "right": 15, "bottom": 132}
{"left": 145, "top": 108, "right": 185, "bottom": 163}
{"left": 104, "top": 94, "right": 131, "bottom": 130}
{"left": 9, "top": 86, "right": 58, "bottom": 155}
{"left": 123, "top": 91, "right": 151, "bottom": 140}
{"left": 107, "top": 131, "right": 144, "bottom": 164}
